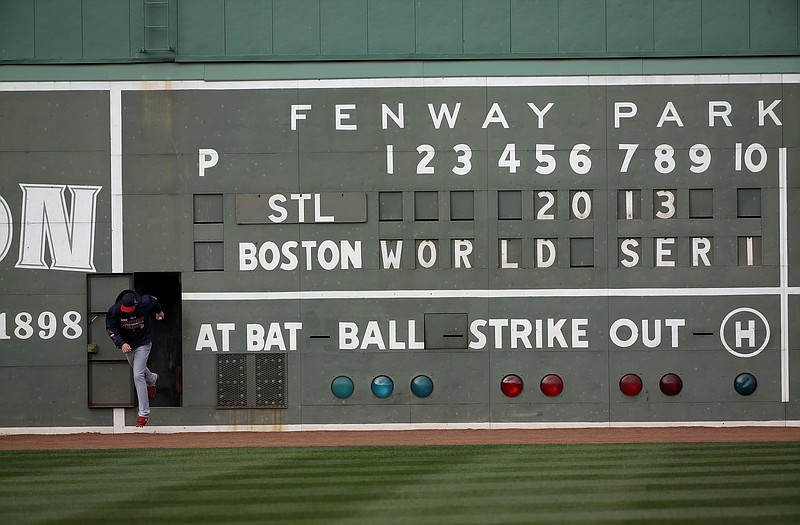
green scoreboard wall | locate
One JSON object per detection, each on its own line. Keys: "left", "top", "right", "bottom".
{"left": 1, "top": 0, "right": 799, "bottom": 431}
{"left": 1, "top": 0, "right": 799, "bottom": 63}
{"left": 1, "top": 74, "right": 799, "bottom": 430}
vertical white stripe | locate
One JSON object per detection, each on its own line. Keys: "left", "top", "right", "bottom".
{"left": 113, "top": 407, "right": 125, "bottom": 431}
{"left": 625, "top": 190, "right": 634, "bottom": 220}
{"left": 779, "top": 147, "right": 789, "bottom": 402}
{"left": 386, "top": 144, "right": 394, "bottom": 174}
{"left": 110, "top": 88, "right": 123, "bottom": 272}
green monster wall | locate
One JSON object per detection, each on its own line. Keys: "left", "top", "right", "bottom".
{"left": 1, "top": 1, "right": 799, "bottom": 433}
{"left": 2, "top": 0, "right": 799, "bottom": 63}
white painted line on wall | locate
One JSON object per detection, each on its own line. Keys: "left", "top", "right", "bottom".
{"left": 3, "top": 74, "right": 800, "bottom": 94}
{"left": 779, "top": 147, "right": 789, "bottom": 403}
{"left": 113, "top": 408, "right": 125, "bottom": 431}
{"left": 183, "top": 287, "right": 796, "bottom": 302}
{"left": 2, "top": 420, "right": 799, "bottom": 436}
{"left": 110, "top": 87, "right": 123, "bottom": 273}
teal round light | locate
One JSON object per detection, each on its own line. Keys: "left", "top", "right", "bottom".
{"left": 331, "top": 376, "right": 354, "bottom": 399}
{"left": 371, "top": 375, "right": 394, "bottom": 398}
{"left": 410, "top": 375, "right": 434, "bottom": 398}
{"left": 734, "top": 373, "right": 757, "bottom": 396}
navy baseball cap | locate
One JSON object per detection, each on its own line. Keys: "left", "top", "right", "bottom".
{"left": 120, "top": 293, "right": 137, "bottom": 313}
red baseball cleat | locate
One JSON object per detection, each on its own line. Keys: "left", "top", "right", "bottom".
{"left": 148, "top": 374, "right": 158, "bottom": 399}
{"left": 136, "top": 416, "right": 148, "bottom": 427}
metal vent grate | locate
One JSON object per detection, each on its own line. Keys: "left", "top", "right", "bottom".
{"left": 255, "top": 355, "right": 287, "bottom": 408}
{"left": 217, "top": 355, "right": 247, "bottom": 408}
{"left": 217, "top": 354, "right": 287, "bottom": 409}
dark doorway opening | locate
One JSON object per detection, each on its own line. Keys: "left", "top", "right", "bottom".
{"left": 134, "top": 272, "right": 182, "bottom": 408}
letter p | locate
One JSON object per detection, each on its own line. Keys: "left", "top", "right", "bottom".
{"left": 614, "top": 102, "right": 638, "bottom": 129}
{"left": 199, "top": 148, "right": 219, "bottom": 177}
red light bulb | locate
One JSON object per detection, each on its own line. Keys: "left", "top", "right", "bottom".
{"left": 659, "top": 373, "right": 683, "bottom": 396}
{"left": 619, "top": 374, "right": 643, "bottom": 396}
{"left": 540, "top": 374, "right": 564, "bottom": 397}
{"left": 501, "top": 374, "right": 524, "bottom": 397}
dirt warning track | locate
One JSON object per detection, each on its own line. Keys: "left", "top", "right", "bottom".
{"left": 2, "top": 427, "right": 800, "bottom": 450}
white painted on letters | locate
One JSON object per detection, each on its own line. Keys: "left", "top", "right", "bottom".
{"left": 382, "top": 103, "right": 404, "bottom": 129}
{"left": 281, "top": 241, "right": 299, "bottom": 270}
{"left": 572, "top": 319, "right": 589, "bottom": 348}
{"left": 16, "top": 184, "right": 101, "bottom": 272}
{"left": 428, "top": 103, "right": 461, "bottom": 129}
{"left": 625, "top": 190, "right": 634, "bottom": 220}
{"left": 692, "top": 237, "right": 712, "bottom": 267}
{"left": 195, "top": 324, "right": 218, "bottom": 352}
{"left": 417, "top": 240, "right": 437, "bottom": 268}
{"left": 500, "top": 239, "right": 518, "bottom": 269}
{"left": 380, "top": 240, "right": 403, "bottom": 269}
{"left": 317, "top": 240, "right": 339, "bottom": 270}
{"left": 291, "top": 194, "right": 312, "bottom": 222}
{"left": 267, "top": 193, "right": 334, "bottom": 223}
{"left": 488, "top": 319, "right": 509, "bottom": 349}
{"left": 510, "top": 319, "right": 532, "bottom": 349}
{"left": 526, "top": 102, "right": 554, "bottom": 128}
{"left": 665, "top": 319, "right": 685, "bottom": 348}
{"left": 360, "top": 321, "right": 387, "bottom": 350}
{"left": 339, "top": 322, "right": 359, "bottom": 350}
{"left": 610, "top": 318, "right": 684, "bottom": 348}
{"left": 758, "top": 100, "right": 782, "bottom": 126}
{"left": 198, "top": 148, "right": 219, "bottom": 177}
{"left": 708, "top": 101, "right": 732, "bottom": 127}
{"left": 655, "top": 237, "right": 676, "bottom": 267}
{"left": 468, "top": 318, "right": 586, "bottom": 350}
{"left": 536, "top": 239, "right": 556, "bottom": 268}
{"left": 408, "top": 320, "right": 424, "bottom": 349}
{"left": 239, "top": 240, "right": 362, "bottom": 271}
{"left": 339, "top": 320, "right": 423, "bottom": 350}
{"left": 610, "top": 318, "right": 638, "bottom": 347}
{"left": 656, "top": 102, "right": 684, "bottom": 127}
{"left": 388, "top": 320, "right": 405, "bottom": 349}
{"left": 0, "top": 195, "right": 11, "bottom": 261}
{"left": 620, "top": 238, "right": 640, "bottom": 268}
{"left": 481, "top": 103, "right": 509, "bottom": 128}
{"left": 386, "top": 144, "right": 394, "bottom": 174}
{"left": 335, "top": 104, "right": 357, "bottom": 130}
{"left": 268, "top": 194, "right": 288, "bottom": 223}
{"left": 614, "top": 102, "right": 637, "bottom": 128}
{"left": 247, "top": 322, "right": 301, "bottom": 351}
{"left": 314, "top": 194, "right": 334, "bottom": 222}
{"left": 641, "top": 320, "right": 662, "bottom": 348}
{"left": 735, "top": 320, "right": 757, "bottom": 348}
{"left": 290, "top": 104, "right": 311, "bottom": 130}
{"left": 453, "top": 239, "right": 473, "bottom": 269}
{"left": 195, "top": 323, "right": 235, "bottom": 352}
{"left": 547, "top": 318, "right": 568, "bottom": 348}
{"left": 469, "top": 319, "right": 487, "bottom": 349}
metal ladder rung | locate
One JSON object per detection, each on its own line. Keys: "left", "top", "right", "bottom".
{"left": 142, "top": 0, "right": 172, "bottom": 53}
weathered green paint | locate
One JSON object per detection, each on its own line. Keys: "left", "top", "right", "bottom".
{"left": 1, "top": 1, "right": 799, "bottom": 432}
{"left": 2, "top": 0, "right": 799, "bottom": 64}
{"left": 1, "top": 76, "right": 798, "bottom": 429}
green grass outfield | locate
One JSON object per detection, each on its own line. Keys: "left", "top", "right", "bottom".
{"left": 1, "top": 442, "right": 799, "bottom": 524}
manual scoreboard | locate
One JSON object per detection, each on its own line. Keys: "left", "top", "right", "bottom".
{"left": 1, "top": 75, "right": 798, "bottom": 427}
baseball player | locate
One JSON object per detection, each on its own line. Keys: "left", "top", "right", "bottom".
{"left": 106, "top": 290, "right": 165, "bottom": 427}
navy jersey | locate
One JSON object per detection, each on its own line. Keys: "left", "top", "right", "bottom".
{"left": 106, "top": 290, "right": 163, "bottom": 348}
